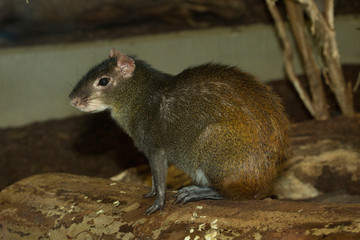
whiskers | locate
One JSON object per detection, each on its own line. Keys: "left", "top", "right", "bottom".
{"left": 86, "top": 96, "right": 102, "bottom": 102}
{"left": 84, "top": 97, "right": 108, "bottom": 113}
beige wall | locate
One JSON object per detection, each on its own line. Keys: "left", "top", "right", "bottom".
{"left": 0, "top": 16, "right": 359, "bottom": 127}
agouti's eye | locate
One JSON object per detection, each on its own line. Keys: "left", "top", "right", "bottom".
{"left": 98, "top": 78, "right": 110, "bottom": 86}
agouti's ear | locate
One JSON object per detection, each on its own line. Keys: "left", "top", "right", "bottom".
{"left": 115, "top": 55, "right": 135, "bottom": 78}
{"left": 109, "top": 48, "right": 121, "bottom": 58}
{"left": 109, "top": 49, "right": 135, "bottom": 78}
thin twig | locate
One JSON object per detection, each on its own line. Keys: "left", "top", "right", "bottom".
{"left": 354, "top": 71, "right": 360, "bottom": 93}
{"left": 322, "top": 68, "right": 334, "bottom": 92}
{"left": 324, "top": 0, "right": 334, "bottom": 29}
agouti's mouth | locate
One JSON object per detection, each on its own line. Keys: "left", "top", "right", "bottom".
{"left": 70, "top": 97, "right": 109, "bottom": 113}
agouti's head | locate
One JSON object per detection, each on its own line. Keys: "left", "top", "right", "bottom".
{"left": 69, "top": 49, "right": 135, "bottom": 113}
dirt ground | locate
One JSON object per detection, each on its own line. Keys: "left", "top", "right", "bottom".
{"left": 1, "top": 64, "right": 359, "bottom": 192}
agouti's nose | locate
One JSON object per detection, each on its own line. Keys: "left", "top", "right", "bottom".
{"left": 70, "top": 97, "right": 81, "bottom": 107}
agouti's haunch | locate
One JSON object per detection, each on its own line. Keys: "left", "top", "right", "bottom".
{"left": 69, "top": 49, "right": 289, "bottom": 215}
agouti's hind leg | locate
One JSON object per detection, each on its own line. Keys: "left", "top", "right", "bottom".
{"left": 173, "top": 185, "right": 223, "bottom": 205}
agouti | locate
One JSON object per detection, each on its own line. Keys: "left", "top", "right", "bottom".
{"left": 69, "top": 49, "right": 289, "bottom": 215}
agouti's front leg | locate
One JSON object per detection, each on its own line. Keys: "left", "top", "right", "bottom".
{"left": 143, "top": 150, "right": 167, "bottom": 215}
{"left": 143, "top": 176, "right": 157, "bottom": 198}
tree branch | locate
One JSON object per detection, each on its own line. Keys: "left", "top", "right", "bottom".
{"left": 266, "top": 0, "right": 315, "bottom": 117}
{"left": 285, "top": 0, "right": 329, "bottom": 120}
{"left": 297, "top": 0, "right": 355, "bottom": 117}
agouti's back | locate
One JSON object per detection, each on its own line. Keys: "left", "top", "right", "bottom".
{"left": 158, "top": 63, "right": 289, "bottom": 199}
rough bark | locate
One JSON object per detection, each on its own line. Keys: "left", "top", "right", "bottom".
{"left": 275, "top": 115, "right": 360, "bottom": 200}
{"left": 1, "top": 172, "right": 360, "bottom": 240}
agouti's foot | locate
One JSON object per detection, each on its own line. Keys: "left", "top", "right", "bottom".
{"left": 173, "top": 185, "right": 223, "bottom": 205}
{"left": 143, "top": 191, "right": 156, "bottom": 198}
{"left": 144, "top": 197, "right": 165, "bottom": 215}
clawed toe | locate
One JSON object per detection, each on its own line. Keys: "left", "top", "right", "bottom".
{"left": 173, "top": 185, "right": 223, "bottom": 205}
{"left": 173, "top": 192, "right": 191, "bottom": 205}
{"left": 144, "top": 198, "right": 164, "bottom": 215}
{"left": 143, "top": 191, "right": 156, "bottom": 198}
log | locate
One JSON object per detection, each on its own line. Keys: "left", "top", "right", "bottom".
{"left": 274, "top": 115, "right": 360, "bottom": 200}
{"left": 1, "top": 173, "right": 360, "bottom": 240}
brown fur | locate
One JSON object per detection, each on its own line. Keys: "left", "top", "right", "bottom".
{"left": 70, "top": 51, "right": 290, "bottom": 214}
